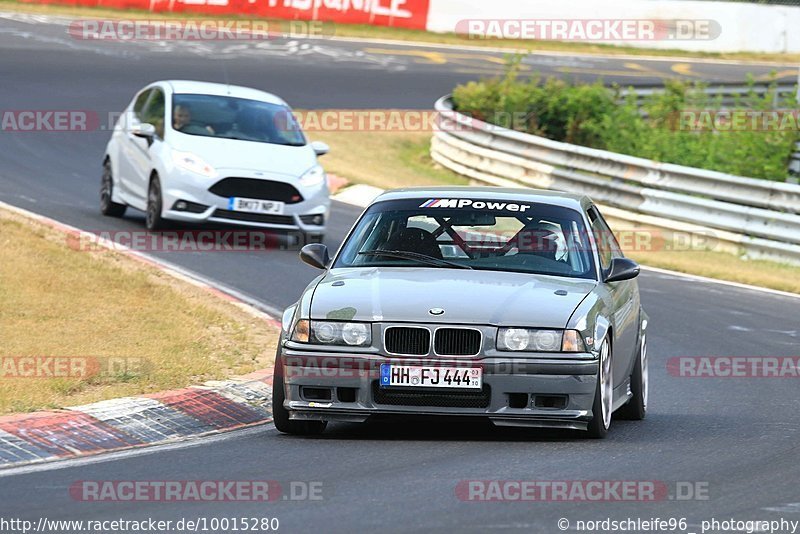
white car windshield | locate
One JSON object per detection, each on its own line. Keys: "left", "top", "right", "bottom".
{"left": 171, "top": 94, "right": 306, "bottom": 147}
{"left": 335, "top": 198, "right": 598, "bottom": 279}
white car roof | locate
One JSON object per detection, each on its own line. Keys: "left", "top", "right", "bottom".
{"left": 161, "top": 80, "right": 288, "bottom": 106}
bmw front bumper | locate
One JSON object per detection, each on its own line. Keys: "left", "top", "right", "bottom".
{"left": 278, "top": 345, "right": 600, "bottom": 431}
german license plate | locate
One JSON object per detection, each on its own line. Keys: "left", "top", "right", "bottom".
{"left": 229, "top": 197, "right": 285, "bottom": 215}
{"left": 380, "top": 364, "right": 482, "bottom": 389}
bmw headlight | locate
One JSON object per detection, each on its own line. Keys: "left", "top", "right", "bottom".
{"left": 341, "top": 323, "right": 370, "bottom": 346}
{"left": 171, "top": 150, "right": 217, "bottom": 178}
{"left": 290, "top": 320, "right": 371, "bottom": 347}
{"left": 497, "top": 328, "right": 586, "bottom": 352}
{"left": 299, "top": 164, "right": 326, "bottom": 187}
{"left": 290, "top": 319, "right": 310, "bottom": 343}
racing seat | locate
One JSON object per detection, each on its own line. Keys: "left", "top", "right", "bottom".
{"left": 511, "top": 224, "right": 560, "bottom": 261}
{"left": 384, "top": 227, "right": 443, "bottom": 259}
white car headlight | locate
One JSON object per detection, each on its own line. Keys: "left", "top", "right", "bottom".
{"left": 171, "top": 150, "right": 217, "bottom": 178}
{"left": 497, "top": 328, "right": 585, "bottom": 352}
{"left": 299, "top": 164, "right": 326, "bottom": 187}
{"left": 291, "top": 320, "right": 371, "bottom": 347}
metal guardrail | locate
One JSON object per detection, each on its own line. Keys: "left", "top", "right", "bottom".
{"left": 431, "top": 95, "right": 800, "bottom": 265}
{"left": 619, "top": 82, "right": 797, "bottom": 108}
{"left": 622, "top": 82, "right": 800, "bottom": 176}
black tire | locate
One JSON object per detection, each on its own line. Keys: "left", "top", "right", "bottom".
{"left": 586, "top": 338, "right": 612, "bottom": 439}
{"left": 145, "top": 174, "right": 165, "bottom": 232}
{"left": 617, "top": 333, "right": 647, "bottom": 421}
{"left": 272, "top": 353, "right": 327, "bottom": 436}
{"left": 100, "top": 160, "right": 127, "bottom": 217}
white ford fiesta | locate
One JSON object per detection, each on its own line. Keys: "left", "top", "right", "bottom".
{"left": 101, "top": 80, "right": 330, "bottom": 240}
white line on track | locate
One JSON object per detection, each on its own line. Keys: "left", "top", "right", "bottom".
{"left": 0, "top": 423, "right": 277, "bottom": 479}
{"left": 641, "top": 265, "right": 800, "bottom": 301}
{"left": 326, "top": 35, "right": 798, "bottom": 67}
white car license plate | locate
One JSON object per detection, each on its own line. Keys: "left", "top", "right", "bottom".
{"left": 229, "top": 197, "right": 285, "bottom": 215}
{"left": 380, "top": 364, "right": 482, "bottom": 389}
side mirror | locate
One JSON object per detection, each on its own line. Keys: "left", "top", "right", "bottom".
{"left": 604, "top": 257, "right": 640, "bottom": 283}
{"left": 131, "top": 122, "right": 156, "bottom": 139}
{"left": 299, "top": 243, "right": 330, "bottom": 269}
{"left": 310, "top": 141, "right": 329, "bottom": 157}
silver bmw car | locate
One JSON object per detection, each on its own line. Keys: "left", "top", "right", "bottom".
{"left": 272, "top": 187, "right": 648, "bottom": 438}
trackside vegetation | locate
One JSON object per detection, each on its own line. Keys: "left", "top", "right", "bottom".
{"left": 0, "top": 210, "right": 277, "bottom": 414}
{"left": 451, "top": 59, "right": 800, "bottom": 181}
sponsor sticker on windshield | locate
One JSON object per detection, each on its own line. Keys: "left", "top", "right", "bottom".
{"left": 419, "top": 198, "right": 531, "bottom": 212}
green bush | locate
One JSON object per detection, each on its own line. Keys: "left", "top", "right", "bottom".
{"left": 451, "top": 61, "right": 799, "bottom": 181}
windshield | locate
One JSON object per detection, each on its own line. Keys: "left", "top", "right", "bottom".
{"left": 335, "top": 198, "right": 597, "bottom": 279}
{"left": 170, "top": 94, "right": 306, "bottom": 146}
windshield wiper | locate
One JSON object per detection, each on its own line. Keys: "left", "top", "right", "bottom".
{"left": 358, "top": 249, "right": 472, "bottom": 270}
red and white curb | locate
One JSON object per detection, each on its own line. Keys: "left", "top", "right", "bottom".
{"left": 0, "top": 173, "right": 360, "bottom": 470}
{"left": 0, "top": 371, "right": 274, "bottom": 468}
{"left": 331, "top": 183, "right": 384, "bottom": 208}
{"left": 0, "top": 201, "right": 283, "bottom": 470}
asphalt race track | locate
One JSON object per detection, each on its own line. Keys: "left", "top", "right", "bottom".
{"left": 0, "top": 12, "right": 799, "bottom": 533}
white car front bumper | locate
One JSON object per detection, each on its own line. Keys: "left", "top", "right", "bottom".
{"left": 160, "top": 166, "right": 330, "bottom": 235}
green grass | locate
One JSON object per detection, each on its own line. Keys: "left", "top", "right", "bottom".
{"left": 0, "top": 210, "right": 278, "bottom": 414}
{"left": 626, "top": 249, "right": 800, "bottom": 294}
{"left": 310, "top": 129, "right": 467, "bottom": 189}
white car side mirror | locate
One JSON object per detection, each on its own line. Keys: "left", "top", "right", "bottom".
{"left": 131, "top": 122, "right": 156, "bottom": 139}
{"left": 310, "top": 141, "right": 329, "bottom": 156}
